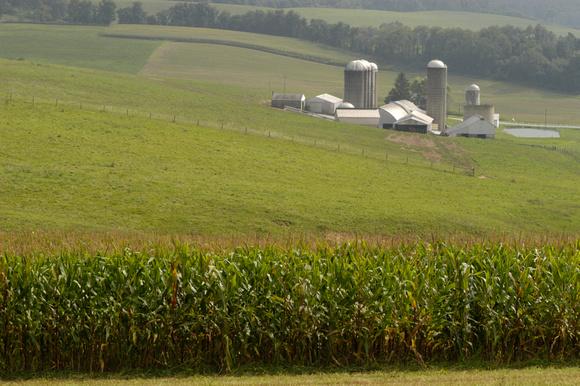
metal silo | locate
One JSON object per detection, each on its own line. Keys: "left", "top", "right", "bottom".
{"left": 426, "top": 59, "right": 448, "bottom": 131}
{"left": 344, "top": 60, "right": 370, "bottom": 109}
{"left": 369, "top": 62, "right": 378, "bottom": 109}
{"left": 465, "top": 84, "right": 481, "bottom": 106}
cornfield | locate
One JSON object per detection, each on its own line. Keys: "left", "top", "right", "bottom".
{"left": 0, "top": 242, "right": 578, "bottom": 373}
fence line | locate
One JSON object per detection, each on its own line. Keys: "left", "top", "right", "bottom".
{"left": 2, "top": 94, "right": 479, "bottom": 177}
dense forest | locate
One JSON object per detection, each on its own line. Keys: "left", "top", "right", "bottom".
{"left": 2, "top": 1, "right": 580, "bottom": 92}
{"left": 211, "top": 0, "right": 580, "bottom": 28}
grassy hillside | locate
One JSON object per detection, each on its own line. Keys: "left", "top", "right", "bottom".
{"left": 0, "top": 58, "right": 579, "bottom": 235}
{"left": 0, "top": 24, "right": 159, "bottom": 73}
{"left": 1, "top": 23, "right": 579, "bottom": 123}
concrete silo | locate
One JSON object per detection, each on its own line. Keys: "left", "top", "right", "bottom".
{"left": 426, "top": 59, "right": 448, "bottom": 131}
{"left": 465, "top": 84, "right": 481, "bottom": 106}
{"left": 464, "top": 104, "right": 495, "bottom": 124}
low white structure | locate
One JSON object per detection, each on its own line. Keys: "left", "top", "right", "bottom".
{"left": 306, "top": 93, "right": 343, "bottom": 115}
{"left": 271, "top": 93, "right": 305, "bottom": 110}
{"left": 394, "top": 110, "right": 434, "bottom": 133}
{"left": 493, "top": 113, "right": 500, "bottom": 128}
{"left": 378, "top": 100, "right": 433, "bottom": 133}
{"left": 447, "top": 115, "right": 495, "bottom": 138}
{"left": 335, "top": 109, "right": 380, "bottom": 126}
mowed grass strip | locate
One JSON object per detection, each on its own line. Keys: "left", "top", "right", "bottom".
{"left": 0, "top": 244, "right": 577, "bottom": 373}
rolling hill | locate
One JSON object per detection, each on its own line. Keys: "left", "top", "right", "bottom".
{"left": 0, "top": 23, "right": 578, "bottom": 236}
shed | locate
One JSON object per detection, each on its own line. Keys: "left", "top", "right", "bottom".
{"left": 306, "top": 93, "right": 343, "bottom": 115}
{"left": 447, "top": 115, "right": 495, "bottom": 138}
{"left": 393, "top": 110, "right": 434, "bottom": 134}
{"left": 378, "top": 103, "right": 409, "bottom": 128}
{"left": 335, "top": 109, "right": 380, "bottom": 127}
{"left": 271, "top": 93, "right": 305, "bottom": 110}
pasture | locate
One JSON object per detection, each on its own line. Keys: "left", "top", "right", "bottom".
{"left": 0, "top": 58, "right": 579, "bottom": 234}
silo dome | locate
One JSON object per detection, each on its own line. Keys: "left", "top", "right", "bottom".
{"left": 346, "top": 60, "right": 368, "bottom": 71}
{"left": 466, "top": 84, "right": 480, "bottom": 91}
{"left": 337, "top": 102, "right": 355, "bottom": 109}
{"left": 369, "top": 62, "right": 378, "bottom": 72}
{"left": 427, "top": 59, "right": 447, "bottom": 69}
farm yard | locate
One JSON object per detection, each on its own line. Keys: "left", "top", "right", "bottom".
{"left": 0, "top": 5, "right": 579, "bottom": 383}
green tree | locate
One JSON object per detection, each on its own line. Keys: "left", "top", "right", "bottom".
{"left": 96, "top": 0, "right": 116, "bottom": 25}
{"left": 117, "top": 1, "right": 146, "bottom": 24}
{"left": 409, "top": 77, "right": 426, "bottom": 109}
{"left": 385, "top": 72, "right": 411, "bottom": 104}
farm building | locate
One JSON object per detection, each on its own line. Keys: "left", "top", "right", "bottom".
{"left": 306, "top": 93, "right": 343, "bottom": 115}
{"left": 271, "top": 93, "right": 305, "bottom": 110}
{"left": 447, "top": 115, "right": 495, "bottom": 138}
{"left": 378, "top": 100, "right": 422, "bottom": 128}
{"left": 378, "top": 100, "right": 433, "bottom": 132}
{"left": 393, "top": 110, "right": 434, "bottom": 134}
{"left": 335, "top": 109, "right": 380, "bottom": 126}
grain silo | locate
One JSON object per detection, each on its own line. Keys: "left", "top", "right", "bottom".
{"left": 465, "top": 84, "right": 481, "bottom": 106}
{"left": 426, "top": 59, "right": 448, "bottom": 131}
{"left": 344, "top": 60, "right": 366, "bottom": 108}
{"left": 359, "top": 59, "right": 370, "bottom": 108}
{"left": 344, "top": 59, "right": 376, "bottom": 109}
{"left": 369, "top": 62, "right": 378, "bottom": 109}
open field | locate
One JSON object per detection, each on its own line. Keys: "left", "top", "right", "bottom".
{"left": 6, "top": 367, "right": 580, "bottom": 385}
{"left": 2, "top": 23, "right": 580, "bottom": 123}
{"left": 1, "top": 59, "right": 579, "bottom": 234}
{"left": 210, "top": 4, "right": 578, "bottom": 35}
{"left": 111, "top": 1, "right": 579, "bottom": 35}
{"left": 0, "top": 24, "right": 159, "bottom": 73}
{"left": 0, "top": 24, "right": 579, "bottom": 235}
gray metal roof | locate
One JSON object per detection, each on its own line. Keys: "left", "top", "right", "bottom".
{"left": 308, "top": 93, "right": 342, "bottom": 104}
{"left": 336, "top": 109, "right": 380, "bottom": 118}
{"left": 397, "top": 110, "right": 434, "bottom": 125}
{"left": 447, "top": 115, "right": 495, "bottom": 136}
{"left": 272, "top": 93, "right": 305, "bottom": 101}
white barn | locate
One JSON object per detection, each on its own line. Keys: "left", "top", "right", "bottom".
{"left": 306, "top": 93, "right": 343, "bottom": 115}
{"left": 447, "top": 115, "right": 495, "bottom": 138}
{"left": 335, "top": 109, "right": 380, "bottom": 126}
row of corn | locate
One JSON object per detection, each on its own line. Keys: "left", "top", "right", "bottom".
{"left": 0, "top": 242, "right": 578, "bottom": 372}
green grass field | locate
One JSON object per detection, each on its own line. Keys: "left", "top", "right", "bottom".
{"left": 0, "top": 58, "right": 579, "bottom": 234}
{"left": 0, "top": 23, "right": 579, "bottom": 235}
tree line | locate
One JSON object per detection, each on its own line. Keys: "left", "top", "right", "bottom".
{"left": 0, "top": 0, "right": 116, "bottom": 25}
{"left": 210, "top": 0, "right": 580, "bottom": 28}
{"left": 2, "top": 1, "right": 580, "bottom": 92}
